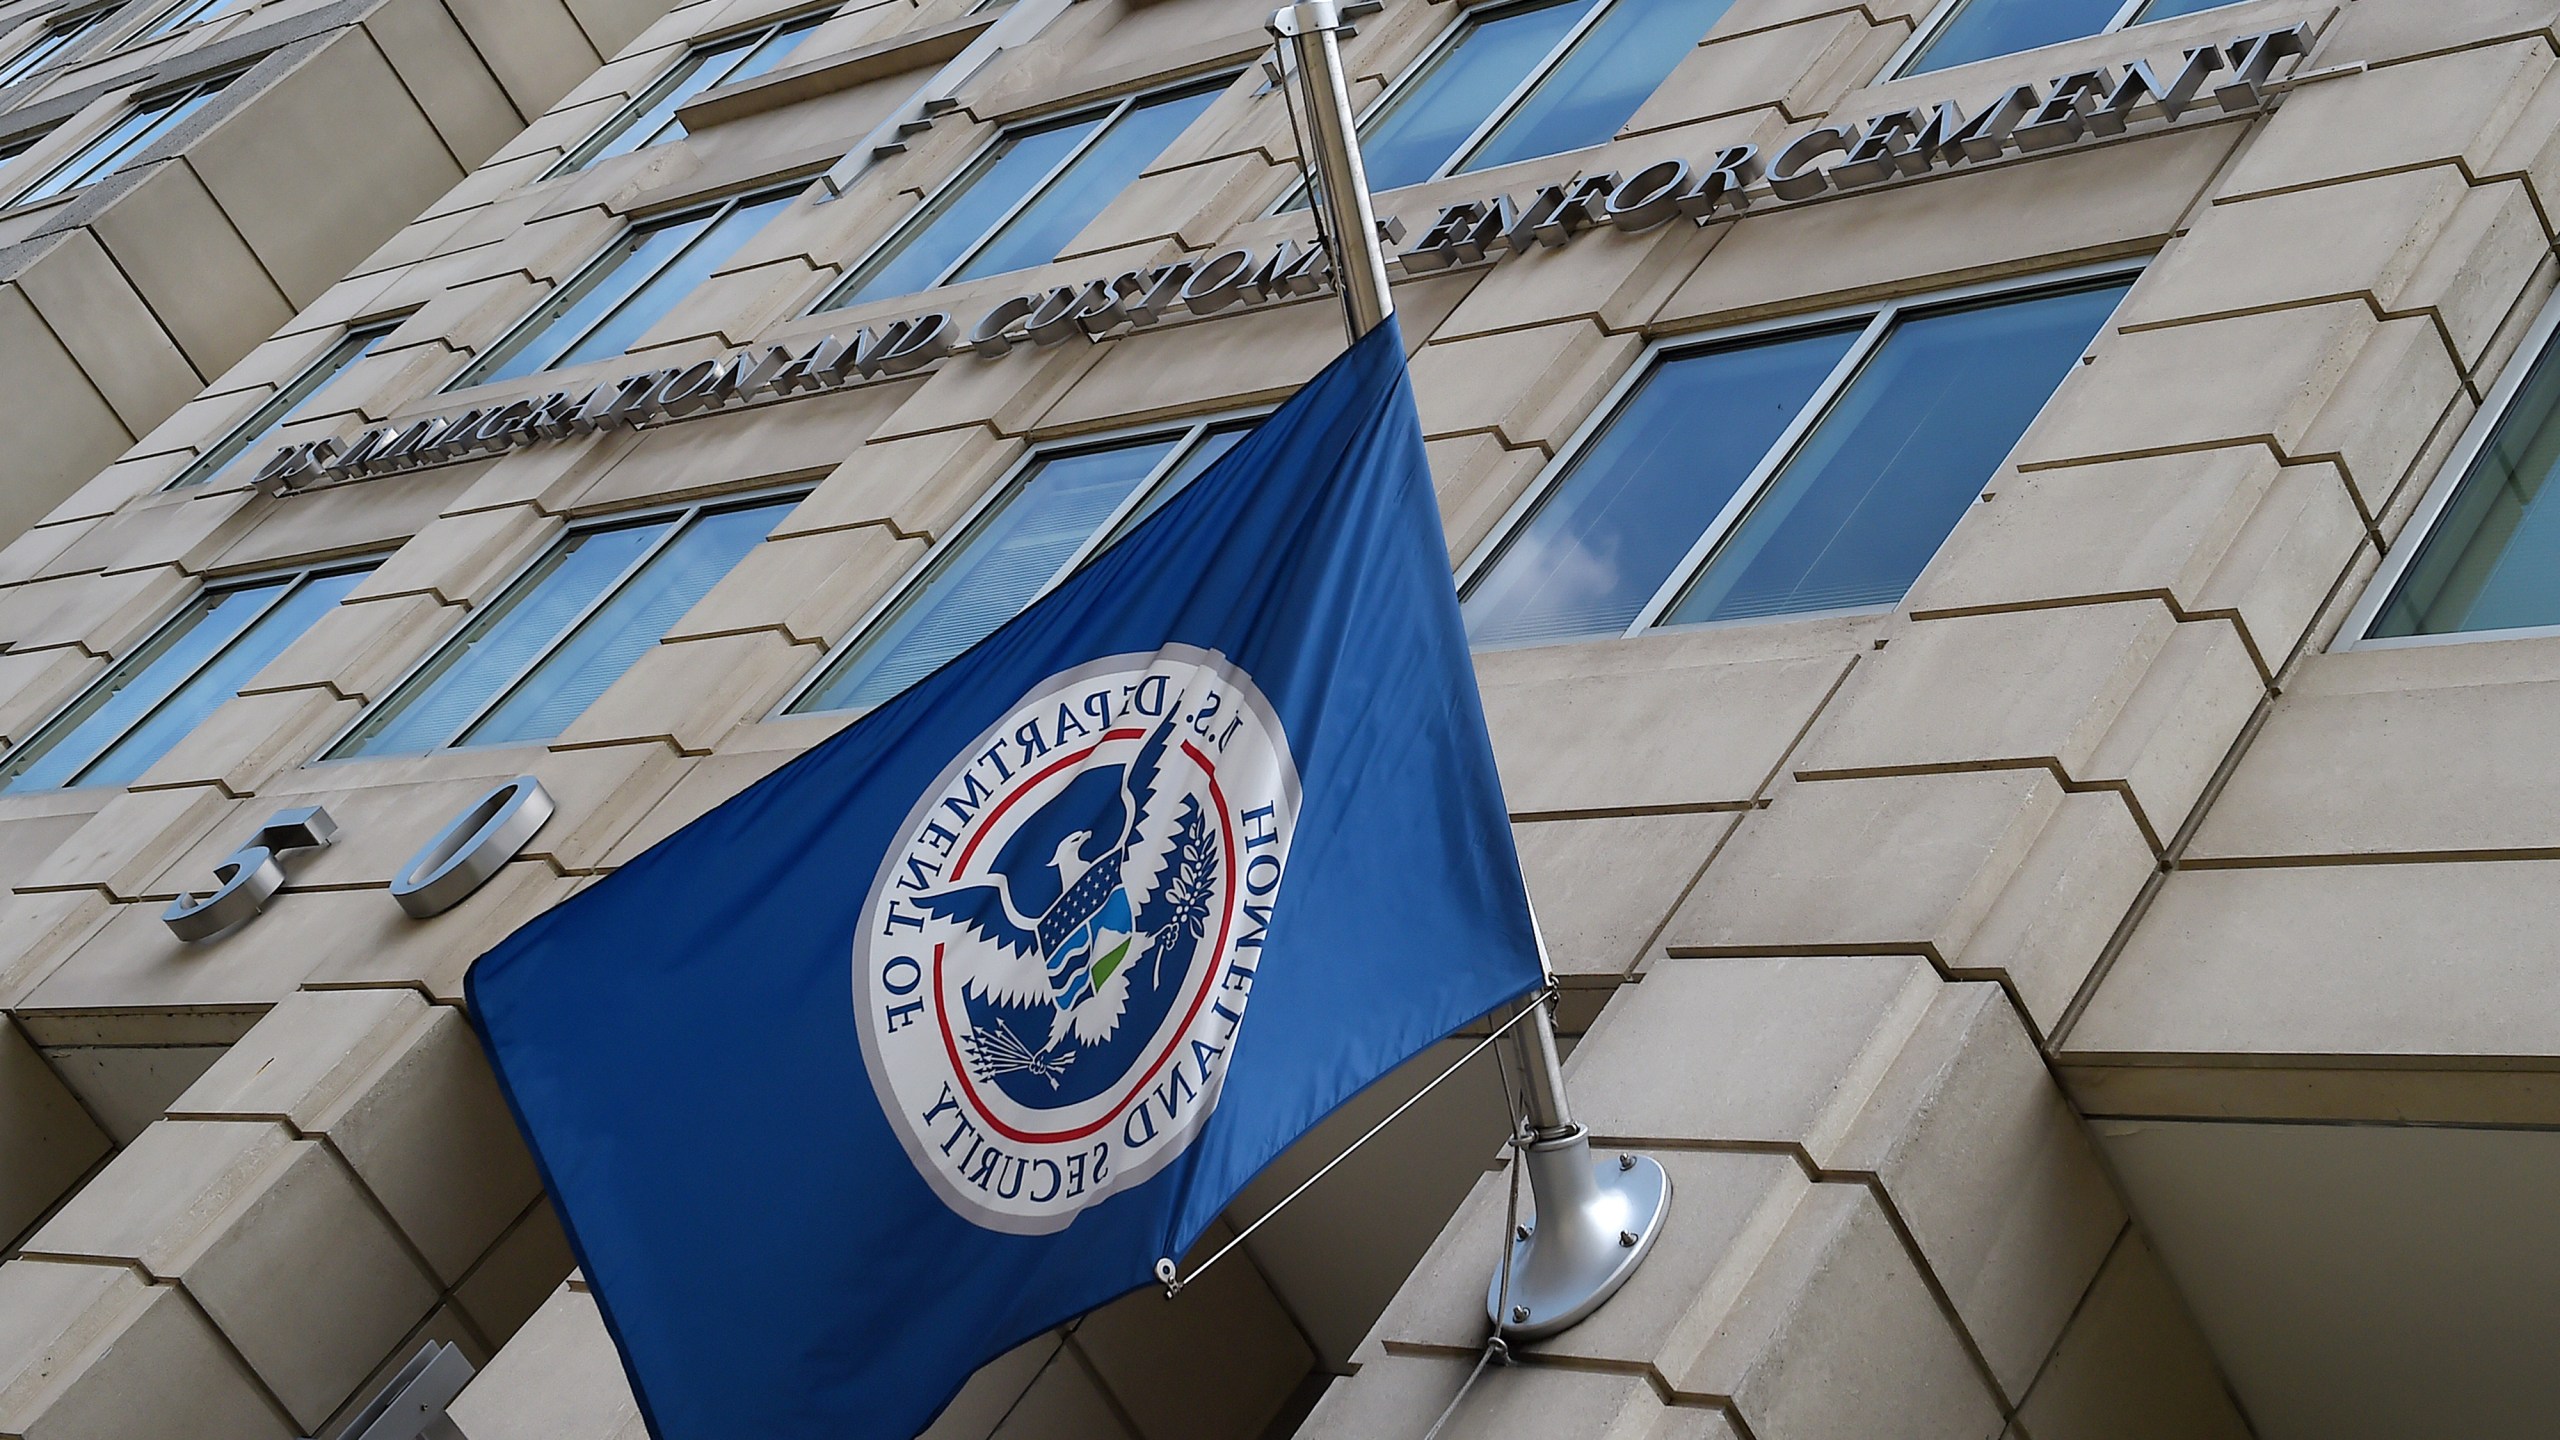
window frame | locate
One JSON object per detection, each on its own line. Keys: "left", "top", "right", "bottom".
{"left": 2336, "top": 286, "right": 2560, "bottom": 652}
{"left": 1881, "top": 0, "right": 2220, "bottom": 82}
{"left": 822, "top": 71, "right": 1236, "bottom": 309}
{"left": 0, "top": 556, "right": 378, "bottom": 795}
{"left": 1276, "top": 0, "right": 1688, "bottom": 214}
{"left": 168, "top": 316, "right": 409, "bottom": 490}
{"left": 319, "top": 486, "right": 811, "bottom": 761}
{"left": 542, "top": 4, "right": 841, "bottom": 179}
{"left": 775, "top": 411, "right": 1264, "bottom": 717}
{"left": 132, "top": 0, "right": 249, "bottom": 44}
{"left": 1454, "top": 258, "right": 2142, "bottom": 649}
{"left": 0, "top": 4, "right": 121, "bottom": 90}
{"left": 10, "top": 70, "right": 233, "bottom": 206}
{"left": 451, "top": 182, "right": 802, "bottom": 391}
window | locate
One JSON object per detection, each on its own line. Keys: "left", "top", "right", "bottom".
{"left": 550, "top": 8, "right": 837, "bottom": 176}
{"left": 2352, "top": 296, "right": 2560, "bottom": 645}
{"left": 1295, "top": 0, "right": 1732, "bottom": 205}
{"left": 458, "top": 187, "right": 799, "bottom": 388}
{"left": 329, "top": 496, "right": 799, "bottom": 758}
{"left": 822, "top": 77, "right": 1227, "bottom": 310}
{"left": 789, "top": 421, "right": 1251, "bottom": 714}
{"left": 1460, "top": 272, "right": 2131, "bottom": 648}
{"left": 0, "top": 565, "right": 372, "bottom": 794}
{"left": 0, "top": 6, "right": 118, "bottom": 89}
{"left": 172, "top": 320, "right": 403, "bottom": 488}
{"left": 134, "top": 0, "right": 251, "bottom": 42}
{"left": 1896, "top": 0, "right": 2239, "bottom": 78}
{"left": 14, "top": 74, "right": 231, "bottom": 206}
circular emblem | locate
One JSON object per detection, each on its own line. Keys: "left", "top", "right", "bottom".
{"left": 854, "top": 648, "right": 1298, "bottom": 1232}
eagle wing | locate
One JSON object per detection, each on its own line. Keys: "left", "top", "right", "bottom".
{"left": 912, "top": 878, "right": 1053, "bottom": 1011}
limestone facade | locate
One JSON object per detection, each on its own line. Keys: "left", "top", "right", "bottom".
{"left": 0, "top": 0, "right": 2555, "bottom": 1438}
{"left": 0, "top": 0, "right": 677, "bottom": 545}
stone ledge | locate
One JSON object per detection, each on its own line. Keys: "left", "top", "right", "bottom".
{"left": 2062, "top": 1056, "right": 2560, "bottom": 1128}
{"left": 674, "top": 12, "right": 999, "bottom": 131}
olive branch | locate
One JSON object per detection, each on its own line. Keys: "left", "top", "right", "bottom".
{"left": 1147, "top": 796, "right": 1216, "bottom": 986}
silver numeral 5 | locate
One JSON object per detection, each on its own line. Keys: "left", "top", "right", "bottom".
{"left": 163, "top": 806, "right": 338, "bottom": 942}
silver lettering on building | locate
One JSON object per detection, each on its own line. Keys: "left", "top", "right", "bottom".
{"left": 390, "top": 777, "right": 556, "bottom": 919}
{"left": 249, "top": 24, "right": 2307, "bottom": 491}
{"left": 164, "top": 806, "right": 340, "bottom": 942}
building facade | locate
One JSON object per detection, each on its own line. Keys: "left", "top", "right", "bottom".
{"left": 0, "top": 0, "right": 2556, "bottom": 1437}
{"left": 0, "top": 0, "right": 676, "bottom": 545}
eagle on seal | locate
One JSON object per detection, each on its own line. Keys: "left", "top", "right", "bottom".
{"left": 913, "top": 712, "right": 1191, "bottom": 1083}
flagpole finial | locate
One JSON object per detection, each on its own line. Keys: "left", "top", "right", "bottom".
{"left": 1488, "top": 993, "right": 1671, "bottom": 1340}
{"left": 1269, "top": 0, "right": 1397, "bottom": 339}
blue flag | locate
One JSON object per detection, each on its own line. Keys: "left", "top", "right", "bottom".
{"left": 467, "top": 318, "right": 1546, "bottom": 1439}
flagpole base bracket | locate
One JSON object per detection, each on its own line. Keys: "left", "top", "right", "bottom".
{"left": 1487, "top": 1128, "right": 1668, "bottom": 1341}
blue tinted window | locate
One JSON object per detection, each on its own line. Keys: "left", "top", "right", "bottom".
{"left": 173, "top": 322, "right": 402, "bottom": 488}
{"left": 137, "top": 0, "right": 245, "bottom": 41}
{"left": 1466, "top": 279, "right": 2128, "bottom": 646}
{"left": 2131, "top": 0, "right": 2240, "bottom": 21}
{"left": 559, "top": 9, "right": 836, "bottom": 173}
{"left": 1348, "top": 0, "right": 1595, "bottom": 193}
{"left": 835, "top": 118, "right": 1098, "bottom": 306}
{"left": 1903, "top": 0, "right": 2123, "bottom": 75}
{"left": 1306, "top": 0, "right": 1728, "bottom": 204}
{"left": 1462, "top": 326, "right": 1857, "bottom": 648}
{"left": 334, "top": 499, "right": 795, "bottom": 757}
{"left": 546, "top": 192, "right": 795, "bottom": 370}
{"left": 475, "top": 218, "right": 712, "bottom": 383}
{"left": 2370, "top": 333, "right": 2560, "bottom": 640}
{"left": 16, "top": 76, "right": 228, "bottom": 204}
{"left": 335, "top": 526, "right": 667, "bottom": 757}
{"left": 467, "top": 188, "right": 796, "bottom": 386}
{"left": 463, "top": 503, "right": 786, "bottom": 746}
{"left": 0, "top": 7, "right": 117, "bottom": 89}
{"left": 1665, "top": 282, "right": 2128, "bottom": 625}
{"left": 798, "top": 439, "right": 1179, "bottom": 713}
{"left": 1107, "top": 426, "right": 1247, "bottom": 539}
{"left": 830, "top": 80, "right": 1224, "bottom": 308}
{"left": 796, "top": 424, "right": 1250, "bottom": 714}
{"left": 951, "top": 85, "right": 1220, "bottom": 283}
{"left": 1, "top": 568, "right": 370, "bottom": 793}
{"left": 1461, "top": 0, "right": 1732, "bottom": 173}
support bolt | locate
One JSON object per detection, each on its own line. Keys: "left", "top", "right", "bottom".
{"left": 1618, "top": 1153, "right": 1636, "bottom": 1171}
{"left": 1511, "top": 1305, "right": 1531, "bottom": 1324}
{"left": 1620, "top": 1229, "right": 1639, "bottom": 1248}
{"left": 1514, "top": 1223, "right": 1531, "bottom": 1242}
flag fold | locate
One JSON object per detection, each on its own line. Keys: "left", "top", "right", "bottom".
{"left": 468, "top": 318, "right": 1546, "bottom": 1440}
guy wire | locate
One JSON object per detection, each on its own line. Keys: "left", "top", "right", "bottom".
{"left": 1156, "top": 989, "right": 1552, "bottom": 1296}
{"left": 1421, "top": 1007, "right": 1535, "bottom": 1439}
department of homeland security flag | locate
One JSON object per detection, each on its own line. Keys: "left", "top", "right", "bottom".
{"left": 467, "top": 317, "right": 1547, "bottom": 1439}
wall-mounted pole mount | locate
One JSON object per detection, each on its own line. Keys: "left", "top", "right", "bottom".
{"left": 1269, "top": 0, "right": 1396, "bottom": 339}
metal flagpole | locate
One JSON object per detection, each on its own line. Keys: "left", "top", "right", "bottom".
{"left": 1267, "top": 7, "right": 1669, "bottom": 1341}
{"left": 1487, "top": 984, "right": 1668, "bottom": 1338}
{"left": 1268, "top": 0, "right": 1395, "bottom": 339}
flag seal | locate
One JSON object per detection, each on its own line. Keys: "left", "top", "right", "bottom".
{"left": 853, "top": 647, "right": 1299, "bottom": 1233}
